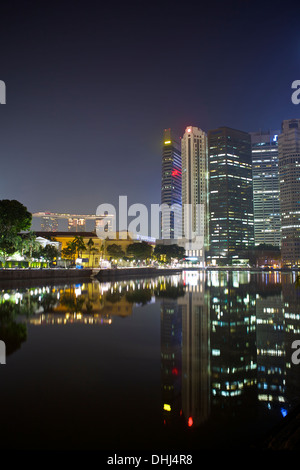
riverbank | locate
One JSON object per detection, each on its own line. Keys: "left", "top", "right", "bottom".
{"left": 0, "top": 267, "right": 93, "bottom": 281}
{"left": 95, "top": 266, "right": 183, "bottom": 280}
{"left": 0, "top": 265, "right": 298, "bottom": 283}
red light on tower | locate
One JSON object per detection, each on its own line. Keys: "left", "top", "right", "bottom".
{"left": 172, "top": 169, "right": 180, "bottom": 177}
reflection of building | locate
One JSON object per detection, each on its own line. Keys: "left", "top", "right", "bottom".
{"left": 178, "top": 271, "right": 210, "bottom": 427}
{"left": 256, "top": 293, "right": 286, "bottom": 412}
{"left": 161, "top": 128, "right": 182, "bottom": 239}
{"left": 208, "top": 127, "right": 254, "bottom": 265}
{"left": 251, "top": 130, "right": 281, "bottom": 247}
{"left": 160, "top": 297, "right": 182, "bottom": 426}
{"left": 278, "top": 119, "right": 300, "bottom": 267}
{"left": 208, "top": 271, "right": 257, "bottom": 411}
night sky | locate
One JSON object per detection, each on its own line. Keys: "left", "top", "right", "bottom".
{"left": 0, "top": 0, "right": 299, "bottom": 229}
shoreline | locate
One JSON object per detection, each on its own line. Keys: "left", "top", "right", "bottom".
{"left": 0, "top": 265, "right": 298, "bottom": 284}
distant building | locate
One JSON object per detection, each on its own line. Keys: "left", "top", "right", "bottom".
{"left": 181, "top": 126, "right": 208, "bottom": 266}
{"left": 278, "top": 119, "right": 300, "bottom": 267}
{"left": 251, "top": 130, "right": 281, "bottom": 247}
{"left": 68, "top": 217, "right": 86, "bottom": 232}
{"left": 33, "top": 211, "right": 114, "bottom": 233}
{"left": 208, "top": 126, "right": 254, "bottom": 265}
{"left": 161, "top": 128, "right": 182, "bottom": 239}
{"left": 41, "top": 215, "right": 59, "bottom": 232}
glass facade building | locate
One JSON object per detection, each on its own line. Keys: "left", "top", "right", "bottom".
{"left": 251, "top": 130, "right": 281, "bottom": 247}
{"left": 208, "top": 127, "right": 254, "bottom": 265}
{"left": 161, "top": 128, "right": 182, "bottom": 239}
{"left": 181, "top": 126, "right": 208, "bottom": 266}
{"left": 278, "top": 119, "right": 300, "bottom": 267}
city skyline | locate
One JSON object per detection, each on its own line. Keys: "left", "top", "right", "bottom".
{"left": 0, "top": 1, "right": 299, "bottom": 218}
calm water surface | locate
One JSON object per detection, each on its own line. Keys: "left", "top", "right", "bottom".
{"left": 0, "top": 270, "right": 300, "bottom": 450}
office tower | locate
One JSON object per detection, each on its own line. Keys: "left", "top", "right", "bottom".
{"left": 68, "top": 218, "right": 86, "bottom": 232}
{"left": 251, "top": 130, "right": 281, "bottom": 247}
{"left": 41, "top": 215, "right": 59, "bottom": 232}
{"left": 161, "top": 129, "right": 182, "bottom": 239}
{"left": 181, "top": 126, "right": 208, "bottom": 266}
{"left": 278, "top": 119, "right": 300, "bottom": 267}
{"left": 208, "top": 126, "right": 254, "bottom": 265}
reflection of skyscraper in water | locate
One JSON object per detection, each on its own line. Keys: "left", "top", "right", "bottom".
{"left": 281, "top": 273, "right": 300, "bottom": 405}
{"left": 160, "top": 297, "right": 182, "bottom": 426}
{"left": 256, "top": 289, "right": 286, "bottom": 412}
{"left": 178, "top": 271, "right": 210, "bottom": 427}
{"left": 208, "top": 271, "right": 257, "bottom": 411}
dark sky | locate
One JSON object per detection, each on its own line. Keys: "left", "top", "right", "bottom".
{"left": 0, "top": 0, "right": 299, "bottom": 226}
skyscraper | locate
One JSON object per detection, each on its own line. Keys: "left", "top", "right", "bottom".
{"left": 208, "top": 126, "right": 254, "bottom": 265}
{"left": 161, "top": 128, "right": 182, "bottom": 239}
{"left": 251, "top": 130, "right": 281, "bottom": 247}
{"left": 278, "top": 119, "right": 300, "bottom": 267}
{"left": 181, "top": 126, "right": 208, "bottom": 266}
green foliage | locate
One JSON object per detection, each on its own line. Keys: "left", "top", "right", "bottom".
{"left": 0, "top": 199, "right": 32, "bottom": 261}
{"left": 154, "top": 244, "right": 185, "bottom": 263}
{"left": 0, "top": 199, "right": 32, "bottom": 234}
{"left": 126, "top": 241, "right": 153, "bottom": 261}
{"left": 41, "top": 244, "right": 60, "bottom": 264}
{"left": 106, "top": 243, "right": 125, "bottom": 260}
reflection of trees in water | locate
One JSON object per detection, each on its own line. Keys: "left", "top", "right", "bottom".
{"left": 40, "top": 292, "right": 58, "bottom": 312}
{"left": 0, "top": 301, "right": 27, "bottom": 356}
{"left": 125, "top": 289, "right": 153, "bottom": 305}
{"left": 154, "top": 282, "right": 185, "bottom": 299}
{"left": 59, "top": 293, "right": 86, "bottom": 313}
{"left": 104, "top": 279, "right": 186, "bottom": 306}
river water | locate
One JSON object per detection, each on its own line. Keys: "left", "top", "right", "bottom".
{"left": 0, "top": 270, "right": 299, "bottom": 451}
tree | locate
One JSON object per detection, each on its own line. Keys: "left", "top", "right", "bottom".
{"left": 61, "top": 241, "right": 77, "bottom": 265}
{"left": 154, "top": 244, "right": 185, "bottom": 263}
{"left": 21, "top": 231, "right": 40, "bottom": 260}
{"left": 106, "top": 243, "right": 125, "bottom": 261}
{"left": 126, "top": 241, "right": 153, "bottom": 262}
{"left": 41, "top": 244, "right": 60, "bottom": 267}
{"left": 73, "top": 236, "right": 86, "bottom": 258}
{"left": 0, "top": 199, "right": 32, "bottom": 262}
{"left": 0, "top": 199, "right": 32, "bottom": 234}
{"left": 87, "top": 238, "right": 99, "bottom": 267}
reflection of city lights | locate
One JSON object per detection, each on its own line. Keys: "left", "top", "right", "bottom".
{"left": 163, "top": 404, "right": 171, "bottom": 412}
{"left": 188, "top": 417, "right": 193, "bottom": 427}
{"left": 172, "top": 367, "right": 178, "bottom": 375}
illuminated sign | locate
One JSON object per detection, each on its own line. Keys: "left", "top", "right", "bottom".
{"left": 164, "top": 140, "right": 171, "bottom": 144}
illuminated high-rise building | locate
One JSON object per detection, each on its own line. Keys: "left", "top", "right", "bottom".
{"left": 181, "top": 126, "right": 208, "bottom": 266}
{"left": 68, "top": 218, "right": 86, "bottom": 232}
{"left": 41, "top": 215, "right": 59, "bottom": 232}
{"left": 161, "top": 128, "right": 182, "bottom": 239}
{"left": 208, "top": 127, "right": 254, "bottom": 265}
{"left": 278, "top": 119, "right": 300, "bottom": 267}
{"left": 251, "top": 130, "right": 281, "bottom": 247}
